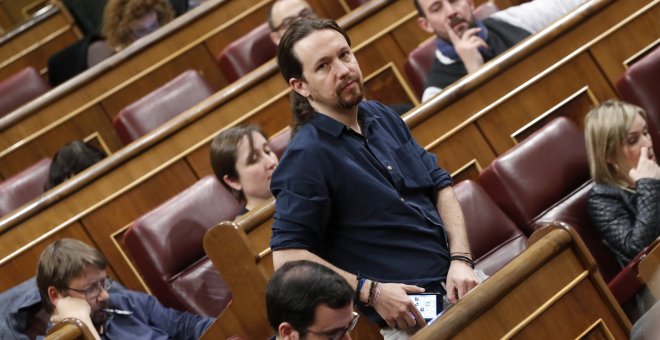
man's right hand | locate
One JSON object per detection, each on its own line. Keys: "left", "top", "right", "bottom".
{"left": 370, "top": 283, "right": 427, "bottom": 330}
{"left": 51, "top": 296, "right": 93, "bottom": 324}
{"left": 444, "top": 22, "right": 487, "bottom": 74}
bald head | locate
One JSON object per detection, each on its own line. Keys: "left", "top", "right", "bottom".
{"left": 268, "top": 0, "right": 315, "bottom": 45}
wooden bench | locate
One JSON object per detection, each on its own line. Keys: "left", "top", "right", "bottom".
{"left": 412, "top": 223, "right": 631, "bottom": 339}
{"left": 0, "top": 1, "right": 81, "bottom": 81}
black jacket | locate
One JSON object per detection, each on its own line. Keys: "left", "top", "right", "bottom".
{"left": 587, "top": 179, "right": 660, "bottom": 266}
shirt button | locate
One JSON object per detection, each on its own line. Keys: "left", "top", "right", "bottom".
{"left": 400, "top": 197, "right": 405, "bottom": 202}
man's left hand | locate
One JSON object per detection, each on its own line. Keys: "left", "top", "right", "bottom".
{"left": 445, "top": 261, "right": 478, "bottom": 304}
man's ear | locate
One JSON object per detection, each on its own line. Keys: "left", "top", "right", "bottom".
{"left": 223, "top": 174, "right": 242, "bottom": 192}
{"left": 278, "top": 322, "right": 298, "bottom": 340}
{"left": 47, "top": 286, "right": 61, "bottom": 308}
{"left": 417, "top": 16, "right": 434, "bottom": 34}
{"left": 290, "top": 78, "right": 309, "bottom": 98}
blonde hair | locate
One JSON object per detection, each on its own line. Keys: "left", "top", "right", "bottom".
{"left": 584, "top": 100, "right": 647, "bottom": 187}
{"left": 102, "top": 0, "right": 175, "bottom": 50}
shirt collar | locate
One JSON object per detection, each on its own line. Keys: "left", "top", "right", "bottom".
{"left": 308, "top": 102, "right": 380, "bottom": 137}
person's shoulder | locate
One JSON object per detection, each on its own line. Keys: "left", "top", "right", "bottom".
{"left": 589, "top": 183, "right": 622, "bottom": 196}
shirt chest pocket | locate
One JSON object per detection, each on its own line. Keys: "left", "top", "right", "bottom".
{"left": 390, "top": 140, "right": 434, "bottom": 190}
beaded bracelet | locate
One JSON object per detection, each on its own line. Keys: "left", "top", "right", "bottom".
{"left": 450, "top": 255, "right": 475, "bottom": 269}
{"left": 366, "top": 280, "right": 378, "bottom": 307}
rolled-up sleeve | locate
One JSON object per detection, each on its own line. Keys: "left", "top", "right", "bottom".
{"left": 270, "top": 146, "right": 331, "bottom": 252}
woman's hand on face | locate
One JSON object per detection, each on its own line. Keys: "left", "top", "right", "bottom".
{"left": 629, "top": 147, "right": 660, "bottom": 182}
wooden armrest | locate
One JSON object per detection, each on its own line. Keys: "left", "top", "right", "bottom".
{"left": 45, "top": 317, "right": 96, "bottom": 340}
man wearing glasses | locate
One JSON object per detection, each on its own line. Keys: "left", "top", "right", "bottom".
{"left": 36, "top": 238, "right": 213, "bottom": 339}
{"left": 268, "top": 0, "right": 316, "bottom": 45}
{"left": 266, "top": 260, "right": 358, "bottom": 340}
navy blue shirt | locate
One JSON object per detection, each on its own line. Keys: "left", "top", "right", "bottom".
{"left": 97, "top": 290, "right": 213, "bottom": 339}
{"left": 270, "top": 100, "right": 452, "bottom": 295}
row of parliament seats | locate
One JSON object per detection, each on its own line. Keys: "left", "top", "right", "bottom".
{"left": 0, "top": 0, "right": 428, "bottom": 291}
{"left": 119, "top": 115, "right": 645, "bottom": 338}
{"left": 122, "top": 129, "right": 290, "bottom": 318}
{"left": 197, "top": 117, "right": 637, "bottom": 338}
{"left": 0, "top": 0, "right": 357, "bottom": 160}
{"left": 0, "top": 0, "right": 654, "bottom": 305}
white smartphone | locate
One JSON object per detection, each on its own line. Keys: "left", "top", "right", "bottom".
{"left": 408, "top": 293, "right": 443, "bottom": 321}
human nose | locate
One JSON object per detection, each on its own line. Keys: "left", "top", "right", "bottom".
{"left": 335, "top": 60, "right": 351, "bottom": 78}
{"left": 266, "top": 152, "right": 278, "bottom": 169}
{"left": 97, "top": 287, "right": 109, "bottom": 302}
{"left": 642, "top": 134, "right": 653, "bottom": 147}
{"left": 444, "top": 1, "right": 458, "bottom": 18}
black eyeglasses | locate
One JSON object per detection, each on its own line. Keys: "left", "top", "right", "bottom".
{"left": 306, "top": 311, "right": 359, "bottom": 340}
{"left": 66, "top": 277, "right": 111, "bottom": 300}
{"left": 274, "top": 7, "right": 316, "bottom": 32}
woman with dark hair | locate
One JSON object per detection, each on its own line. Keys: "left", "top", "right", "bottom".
{"left": 210, "top": 126, "right": 279, "bottom": 215}
{"left": 45, "top": 141, "right": 106, "bottom": 190}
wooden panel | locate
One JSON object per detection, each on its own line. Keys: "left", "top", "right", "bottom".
{"left": 425, "top": 124, "right": 495, "bottom": 175}
{"left": 476, "top": 52, "right": 615, "bottom": 154}
{"left": 80, "top": 160, "right": 199, "bottom": 291}
{"left": 588, "top": 1, "right": 660, "bottom": 86}
{"left": 0, "top": 26, "right": 79, "bottom": 80}
{"left": 638, "top": 242, "right": 660, "bottom": 299}
{"left": 389, "top": 13, "right": 433, "bottom": 56}
{"left": 0, "top": 104, "right": 119, "bottom": 179}
{"left": 511, "top": 86, "right": 597, "bottom": 143}
{"left": 0, "top": 221, "right": 118, "bottom": 292}
{"left": 363, "top": 63, "right": 417, "bottom": 107}
{"left": 0, "top": 5, "right": 78, "bottom": 63}
{"left": 451, "top": 160, "right": 484, "bottom": 185}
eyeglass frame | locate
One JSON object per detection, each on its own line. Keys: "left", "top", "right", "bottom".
{"left": 305, "top": 311, "right": 359, "bottom": 340}
{"left": 273, "top": 7, "right": 316, "bottom": 32}
{"left": 65, "top": 277, "right": 111, "bottom": 300}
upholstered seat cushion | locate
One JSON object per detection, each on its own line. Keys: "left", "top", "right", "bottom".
{"left": 216, "top": 23, "right": 276, "bottom": 83}
{"left": 113, "top": 70, "right": 215, "bottom": 144}
{"left": 454, "top": 180, "right": 527, "bottom": 276}
{"left": 0, "top": 158, "right": 51, "bottom": 217}
{"left": 0, "top": 67, "right": 50, "bottom": 117}
{"left": 123, "top": 175, "right": 241, "bottom": 316}
{"left": 479, "top": 117, "right": 590, "bottom": 235}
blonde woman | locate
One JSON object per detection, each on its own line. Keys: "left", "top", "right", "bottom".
{"left": 585, "top": 100, "right": 660, "bottom": 267}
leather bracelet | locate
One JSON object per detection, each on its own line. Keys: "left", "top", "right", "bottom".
{"left": 450, "top": 255, "right": 475, "bottom": 269}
